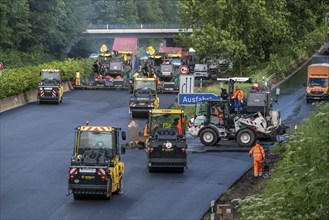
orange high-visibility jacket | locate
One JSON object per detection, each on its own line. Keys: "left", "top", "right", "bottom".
{"left": 249, "top": 144, "right": 265, "bottom": 161}
{"left": 234, "top": 89, "right": 243, "bottom": 101}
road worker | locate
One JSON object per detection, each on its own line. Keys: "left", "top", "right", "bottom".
{"left": 249, "top": 140, "right": 265, "bottom": 177}
{"left": 75, "top": 70, "right": 81, "bottom": 86}
{"left": 143, "top": 121, "right": 149, "bottom": 137}
{"left": 233, "top": 86, "right": 243, "bottom": 112}
{"left": 211, "top": 103, "right": 223, "bottom": 124}
{"left": 175, "top": 116, "right": 187, "bottom": 136}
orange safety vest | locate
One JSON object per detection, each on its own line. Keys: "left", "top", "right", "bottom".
{"left": 143, "top": 123, "right": 149, "bottom": 137}
{"left": 249, "top": 144, "right": 265, "bottom": 161}
{"left": 234, "top": 89, "right": 243, "bottom": 101}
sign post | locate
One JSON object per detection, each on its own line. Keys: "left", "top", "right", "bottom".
{"left": 178, "top": 93, "right": 221, "bottom": 106}
{"left": 179, "top": 75, "right": 194, "bottom": 94}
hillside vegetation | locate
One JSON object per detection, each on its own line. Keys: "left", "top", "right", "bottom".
{"left": 238, "top": 102, "right": 329, "bottom": 219}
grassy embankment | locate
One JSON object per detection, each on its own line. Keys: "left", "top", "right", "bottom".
{"left": 237, "top": 102, "right": 329, "bottom": 219}
{"left": 0, "top": 59, "right": 93, "bottom": 99}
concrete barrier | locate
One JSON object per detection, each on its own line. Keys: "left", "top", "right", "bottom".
{"left": 0, "top": 82, "right": 73, "bottom": 113}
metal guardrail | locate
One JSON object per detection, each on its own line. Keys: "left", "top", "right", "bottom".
{"left": 87, "top": 24, "right": 184, "bottom": 30}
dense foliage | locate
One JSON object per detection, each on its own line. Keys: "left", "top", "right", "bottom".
{"left": 239, "top": 103, "right": 329, "bottom": 219}
{"left": 179, "top": 0, "right": 329, "bottom": 75}
{"left": 0, "top": 0, "right": 179, "bottom": 68}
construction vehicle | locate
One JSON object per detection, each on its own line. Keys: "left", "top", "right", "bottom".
{"left": 188, "top": 98, "right": 286, "bottom": 147}
{"left": 306, "top": 63, "right": 329, "bottom": 102}
{"left": 67, "top": 122, "right": 126, "bottom": 200}
{"left": 144, "top": 109, "right": 187, "bottom": 173}
{"left": 37, "top": 69, "right": 64, "bottom": 104}
{"left": 194, "top": 63, "right": 209, "bottom": 80}
{"left": 129, "top": 78, "right": 159, "bottom": 118}
{"left": 188, "top": 77, "right": 287, "bottom": 147}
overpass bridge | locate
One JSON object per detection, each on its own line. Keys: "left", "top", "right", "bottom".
{"left": 84, "top": 24, "right": 193, "bottom": 38}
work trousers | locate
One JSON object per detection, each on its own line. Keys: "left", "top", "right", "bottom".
{"left": 253, "top": 160, "right": 263, "bottom": 177}
{"left": 76, "top": 77, "right": 81, "bottom": 86}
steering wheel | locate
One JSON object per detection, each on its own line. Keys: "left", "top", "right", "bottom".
{"left": 162, "top": 122, "right": 172, "bottom": 128}
{"left": 95, "top": 141, "right": 105, "bottom": 148}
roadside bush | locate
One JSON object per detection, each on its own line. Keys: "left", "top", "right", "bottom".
{"left": 0, "top": 58, "right": 93, "bottom": 99}
{"left": 239, "top": 103, "right": 329, "bottom": 220}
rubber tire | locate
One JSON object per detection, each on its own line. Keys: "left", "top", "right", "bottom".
{"left": 216, "top": 136, "right": 221, "bottom": 144}
{"left": 105, "top": 181, "right": 112, "bottom": 200}
{"left": 73, "top": 194, "right": 84, "bottom": 200}
{"left": 200, "top": 128, "right": 218, "bottom": 146}
{"left": 236, "top": 129, "right": 256, "bottom": 148}
{"left": 60, "top": 96, "right": 63, "bottom": 104}
{"left": 148, "top": 167, "right": 156, "bottom": 173}
{"left": 131, "top": 111, "right": 137, "bottom": 118}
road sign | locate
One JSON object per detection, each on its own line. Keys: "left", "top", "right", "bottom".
{"left": 180, "top": 65, "right": 189, "bottom": 74}
{"left": 179, "top": 75, "right": 194, "bottom": 94}
{"left": 100, "top": 44, "right": 108, "bottom": 52}
{"left": 178, "top": 93, "right": 220, "bottom": 106}
{"left": 128, "top": 120, "right": 139, "bottom": 142}
{"left": 0, "top": 62, "right": 3, "bottom": 70}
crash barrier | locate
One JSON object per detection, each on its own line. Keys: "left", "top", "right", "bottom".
{"left": 0, "top": 82, "right": 73, "bottom": 113}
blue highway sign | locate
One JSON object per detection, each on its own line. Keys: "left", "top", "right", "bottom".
{"left": 178, "top": 93, "right": 220, "bottom": 106}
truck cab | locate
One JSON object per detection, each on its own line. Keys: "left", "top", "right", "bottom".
{"left": 68, "top": 124, "right": 126, "bottom": 200}
{"left": 306, "top": 63, "right": 329, "bottom": 102}
{"left": 144, "top": 109, "right": 187, "bottom": 173}
{"left": 38, "top": 69, "right": 64, "bottom": 104}
{"left": 194, "top": 64, "right": 209, "bottom": 80}
{"left": 129, "top": 78, "right": 159, "bottom": 118}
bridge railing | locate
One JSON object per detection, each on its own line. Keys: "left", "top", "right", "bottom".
{"left": 87, "top": 24, "right": 183, "bottom": 29}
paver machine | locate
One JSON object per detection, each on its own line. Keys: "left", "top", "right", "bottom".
{"left": 37, "top": 69, "right": 64, "bottom": 104}
{"left": 67, "top": 122, "right": 126, "bottom": 200}
{"left": 144, "top": 109, "right": 187, "bottom": 173}
{"left": 129, "top": 78, "right": 160, "bottom": 118}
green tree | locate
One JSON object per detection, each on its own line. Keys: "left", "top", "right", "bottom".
{"left": 0, "top": 0, "right": 31, "bottom": 50}
{"left": 136, "top": 0, "right": 163, "bottom": 24}
{"left": 91, "top": 0, "right": 138, "bottom": 25}
{"left": 179, "top": 0, "right": 292, "bottom": 75}
{"left": 159, "top": 0, "right": 180, "bottom": 24}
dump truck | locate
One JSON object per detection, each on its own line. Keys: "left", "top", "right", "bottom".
{"left": 306, "top": 63, "right": 329, "bottom": 102}
{"left": 67, "top": 123, "right": 126, "bottom": 200}
{"left": 144, "top": 109, "right": 187, "bottom": 173}
{"left": 37, "top": 69, "right": 64, "bottom": 104}
{"left": 129, "top": 78, "right": 159, "bottom": 118}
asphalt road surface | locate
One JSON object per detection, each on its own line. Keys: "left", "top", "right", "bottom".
{"left": 1, "top": 90, "right": 253, "bottom": 220}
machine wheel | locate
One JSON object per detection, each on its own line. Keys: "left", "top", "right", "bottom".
{"left": 200, "top": 128, "right": 218, "bottom": 146}
{"left": 148, "top": 167, "right": 156, "bottom": 173}
{"left": 216, "top": 136, "right": 221, "bottom": 144}
{"left": 176, "top": 167, "right": 184, "bottom": 173}
{"left": 73, "top": 194, "right": 84, "bottom": 200}
{"left": 131, "top": 111, "right": 137, "bottom": 118}
{"left": 60, "top": 96, "right": 63, "bottom": 104}
{"left": 105, "top": 181, "right": 112, "bottom": 200}
{"left": 236, "top": 129, "right": 256, "bottom": 148}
